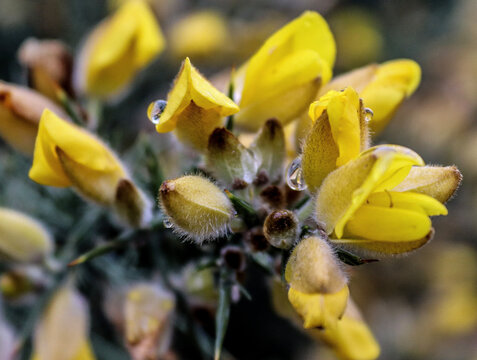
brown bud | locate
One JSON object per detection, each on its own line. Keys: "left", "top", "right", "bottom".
{"left": 260, "top": 185, "right": 285, "bottom": 209}
{"left": 244, "top": 227, "right": 269, "bottom": 252}
{"left": 220, "top": 246, "right": 246, "bottom": 272}
{"left": 18, "top": 38, "right": 74, "bottom": 99}
{"left": 263, "top": 210, "right": 299, "bottom": 249}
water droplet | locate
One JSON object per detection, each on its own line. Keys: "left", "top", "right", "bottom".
{"left": 163, "top": 218, "right": 173, "bottom": 228}
{"left": 364, "top": 107, "right": 374, "bottom": 122}
{"left": 147, "top": 100, "right": 167, "bottom": 125}
{"left": 286, "top": 157, "right": 307, "bottom": 191}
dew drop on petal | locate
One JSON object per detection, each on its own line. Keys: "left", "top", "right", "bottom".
{"left": 147, "top": 100, "right": 167, "bottom": 125}
{"left": 286, "top": 157, "right": 307, "bottom": 191}
{"left": 364, "top": 107, "right": 374, "bottom": 123}
{"left": 163, "top": 218, "right": 173, "bottom": 228}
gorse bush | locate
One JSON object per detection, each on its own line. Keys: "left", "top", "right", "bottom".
{"left": 0, "top": 2, "right": 462, "bottom": 360}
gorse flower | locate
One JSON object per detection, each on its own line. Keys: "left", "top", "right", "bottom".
{"left": 75, "top": 0, "right": 165, "bottom": 99}
{"left": 29, "top": 109, "right": 151, "bottom": 227}
{"left": 32, "top": 284, "right": 95, "bottom": 360}
{"left": 233, "top": 11, "right": 336, "bottom": 132}
{"left": 152, "top": 57, "right": 239, "bottom": 151}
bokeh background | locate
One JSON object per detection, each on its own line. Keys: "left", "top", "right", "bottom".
{"left": 1, "top": 0, "right": 477, "bottom": 359}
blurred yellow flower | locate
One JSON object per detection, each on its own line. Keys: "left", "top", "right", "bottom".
{"left": 330, "top": 8, "right": 384, "bottom": 70}
{"left": 153, "top": 57, "right": 239, "bottom": 150}
{"left": 285, "top": 236, "right": 349, "bottom": 329}
{"left": 321, "top": 59, "right": 421, "bottom": 134}
{"left": 75, "top": 0, "right": 165, "bottom": 98}
{"left": 315, "top": 145, "right": 455, "bottom": 255}
{"left": 32, "top": 284, "right": 95, "bottom": 360}
{"left": 234, "top": 11, "right": 336, "bottom": 132}
{"left": 29, "top": 109, "right": 150, "bottom": 227}
{"left": 0, "top": 208, "right": 53, "bottom": 263}
{"left": 301, "top": 87, "right": 368, "bottom": 193}
{"left": 169, "top": 10, "right": 230, "bottom": 59}
{"left": 0, "top": 81, "right": 68, "bottom": 155}
{"left": 310, "top": 298, "right": 380, "bottom": 360}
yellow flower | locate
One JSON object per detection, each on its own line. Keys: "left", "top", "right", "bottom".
{"left": 153, "top": 58, "right": 239, "bottom": 151}
{"left": 234, "top": 11, "right": 336, "bottom": 132}
{"left": 0, "top": 81, "right": 68, "bottom": 155}
{"left": 315, "top": 145, "right": 459, "bottom": 255}
{"left": 32, "top": 284, "right": 96, "bottom": 360}
{"left": 285, "top": 236, "right": 349, "bottom": 329}
{"left": 295, "top": 59, "right": 421, "bottom": 145}
{"left": 169, "top": 10, "right": 230, "bottom": 59}
{"left": 29, "top": 109, "right": 150, "bottom": 227}
{"left": 124, "top": 283, "right": 175, "bottom": 359}
{"left": 320, "top": 59, "right": 421, "bottom": 134}
{"left": 310, "top": 298, "right": 380, "bottom": 360}
{"left": 75, "top": 0, "right": 165, "bottom": 98}
{"left": 301, "top": 87, "right": 368, "bottom": 193}
{"left": 0, "top": 207, "right": 53, "bottom": 263}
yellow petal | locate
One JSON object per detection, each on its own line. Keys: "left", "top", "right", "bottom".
{"left": 288, "top": 285, "right": 349, "bottom": 329}
{"left": 156, "top": 58, "right": 239, "bottom": 133}
{"left": 0, "top": 208, "right": 53, "bottom": 263}
{"left": 360, "top": 59, "right": 421, "bottom": 134}
{"left": 33, "top": 285, "right": 90, "bottom": 360}
{"left": 345, "top": 204, "right": 431, "bottom": 242}
{"left": 392, "top": 165, "right": 462, "bottom": 203}
{"left": 29, "top": 109, "right": 126, "bottom": 187}
{"left": 316, "top": 145, "right": 424, "bottom": 237}
{"left": 302, "top": 88, "right": 364, "bottom": 193}
{"left": 235, "top": 11, "right": 335, "bottom": 131}
{"left": 331, "top": 229, "right": 434, "bottom": 256}
{"left": 366, "top": 191, "right": 448, "bottom": 216}
{"left": 82, "top": 0, "right": 165, "bottom": 98}
{"left": 311, "top": 298, "right": 380, "bottom": 360}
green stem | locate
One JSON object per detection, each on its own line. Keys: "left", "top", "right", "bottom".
{"left": 225, "top": 77, "right": 235, "bottom": 131}
{"left": 214, "top": 267, "right": 232, "bottom": 360}
{"left": 225, "top": 190, "right": 259, "bottom": 226}
{"left": 296, "top": 198, "right": 314, "bottom": 222}
{"left": 57, "top": 89, "right": 85, "bottom": 126}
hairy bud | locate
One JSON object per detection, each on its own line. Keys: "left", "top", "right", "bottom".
{"left": 159, "top": 175, "right": 234, "bottom": 242}
{"left": 207, "top": 128, "right": 257, "bottom": 185}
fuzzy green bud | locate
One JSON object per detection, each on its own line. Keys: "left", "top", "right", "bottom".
{"left": 159, "top": 175, "right": 234, "bottom": 242}
{"left": 263, "top": 210, "right": 299, "bottom": 249}
{"left": 251, "top": 119, "right": 286, "bottom": 182}
{"left": 207, "top": 128, "right": 257, "bottom": 186}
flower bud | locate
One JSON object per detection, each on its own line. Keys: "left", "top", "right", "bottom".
{"left": 33, "top": 284, "right": 95, "bottom": 360}
{"left": 184, "top": 265, "right": 218, "bottom": 303}
{"left": 285, "top": 236, "right": 349, "bottom": 329}
{"left": 75, "top": 0, "right": 165, "bottom": 99}
{"left": 207, "top": 128, "right": 257, "bottom": 185}
{"left": 169, "top": 11, "right": 230, "bottom": 60}
{"left": 18, "top": 38, "right": 74, "bottom": 100}
{"left": 263, "top": 210, "right": 299, "bottom": 249}
{"left": 251, "top": 119, "right": 286, "bottom": 182}
{"left": 0, "top": 208, "right": 53, "bottom": 263}
{"left": 0, "top": 82, "right": 68, "bottom": 155}
{"left": 124, "top": 284, "right": 175, "bottom": 360}
{"left": 153, "top": 58, "right": 239, "bottom": 151}
{"left": 159, "top": 175, "right": 234, "bottom": 242}
{"left": 220, "top": 246, "right": 246, "bottom": 272}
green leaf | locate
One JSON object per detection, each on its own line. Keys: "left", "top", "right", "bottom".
{"left": 214, "top": 267, "right": 232, "bottom": 360}
{"left": 336, "top": 248, "right": 378, "bottom": 266}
